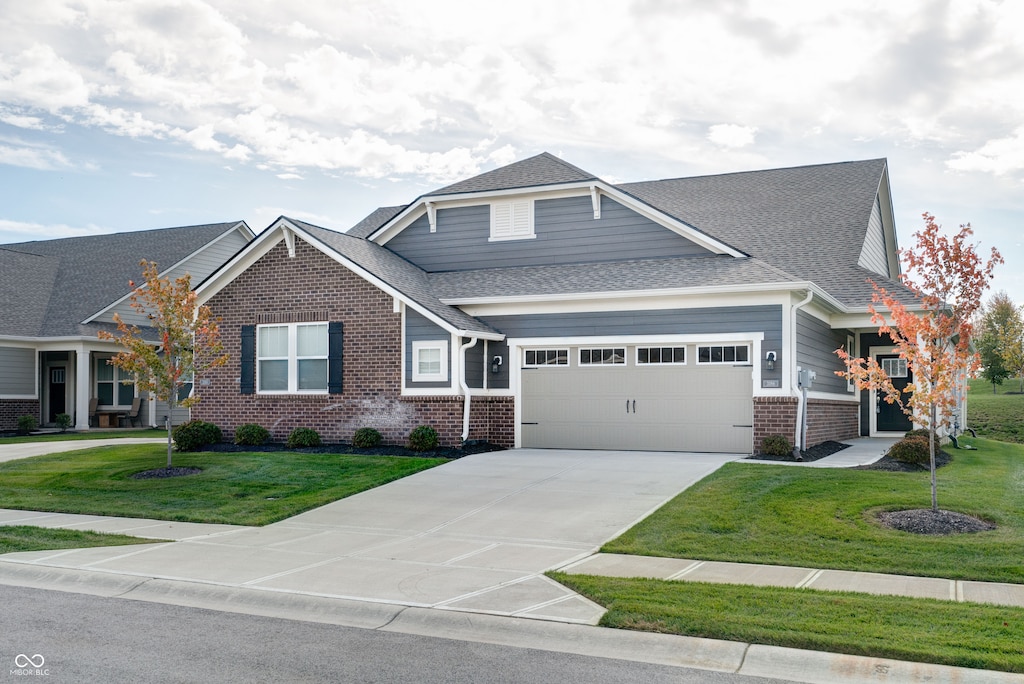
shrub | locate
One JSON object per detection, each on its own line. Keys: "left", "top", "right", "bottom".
{"left": 407, "top": 425, "right": 439, "bottom": 452}
{"left": 287, "top": 427, "right": 322, "bottom": 449}
{"left": 172, "top": 420, "right": 223, "bottom": 452}
{"left": 352, "top": 427, "right": 382, "bottom": 449}
{"left": 761, "top": 434, "right": 793, "bottom": 457}
{"left": 234, "top": 423, "right": 270, "bottom": 446}
{"left": 888, "top": 434, "right": 930, "bottom": 465}
{"left": 15, "top": 415, "right": 38, "bottom": 435}
{"left": 55, "top": 413, "right": 72, "bottom": 432}
{"left": 905, "top": 428, "right": 941, "bottom": 452}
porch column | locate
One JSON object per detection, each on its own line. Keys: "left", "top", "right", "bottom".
{"left": 75, "top": 348, "right": 90, "bottom": 430}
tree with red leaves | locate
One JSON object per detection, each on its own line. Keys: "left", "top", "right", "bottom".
{"left": 99, "top": 260, "right": 229, "bottom": 468}
{"left": 836, "top": 213, "right": 1002, "bottom": 511}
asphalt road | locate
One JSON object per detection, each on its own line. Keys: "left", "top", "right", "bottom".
{"left": 0, "top": 585, "right": 788, "bottom": 683}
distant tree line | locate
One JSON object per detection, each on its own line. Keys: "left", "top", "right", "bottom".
{"left": 977, "top": 290, "right": 1024, "bottom": 393}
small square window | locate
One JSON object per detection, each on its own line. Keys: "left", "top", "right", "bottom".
{"left": 697, "top": 345, "right": 750, "bottom": 365}
{"left": 637, "top": 346, "right": 686, "bottom": 365}
{"left": 579, "top": 348, "right": 625, "bottom": 366}
{"left": 412, "top": 340, "right": 448, "bottom": 382}
{"left": 524, "top": 349, "right": 568, "bottom": 367}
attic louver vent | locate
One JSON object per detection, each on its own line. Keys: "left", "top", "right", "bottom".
{"left": 490, "top": 200, "right": 534, "bottom": 240}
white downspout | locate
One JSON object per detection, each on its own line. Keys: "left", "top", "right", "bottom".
{"left": 459, "top": 337, "right": 478, "bottom": 442}
{"left": 791, "top": 290, "right": 813, "bottom": 452}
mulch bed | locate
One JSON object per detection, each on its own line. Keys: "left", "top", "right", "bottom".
{"left": 877, "top": 508, "right": 995, "bottom": 535}
{"left": 855, "top": 450, "right": 953, "bottom": 472}
{"left": 749, "top": 440, "right": 851, "bottom": 463}
{"left": 131, "top": 466, "right": 202, "bottom": 479}
{"left": 202, "top": 440, "right": 505, "bottom": 459}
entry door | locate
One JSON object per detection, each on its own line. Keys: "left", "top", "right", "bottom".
{"left": 875, "top": 354, "right": 912, "bottom": 432}
{"left": 48, "top": 367, "right": 66, "bottom": 423}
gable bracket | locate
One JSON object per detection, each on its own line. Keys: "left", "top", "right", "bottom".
{"left": 426, "top": 202, "right": 437, "bottom": 233}
{"left": 283, "top": 227, "right": 297, "bottom": 258}
{"left": 590, "top": 185, "right": 601, "bottom": 220}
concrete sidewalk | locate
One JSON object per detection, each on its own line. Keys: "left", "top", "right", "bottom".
{"left": 0, "top": 437, "right": 166, "bottom": 462}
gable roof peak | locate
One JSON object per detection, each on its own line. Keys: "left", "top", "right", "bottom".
{"left": 429, "top": 151, "right": 599, "bottom": 197}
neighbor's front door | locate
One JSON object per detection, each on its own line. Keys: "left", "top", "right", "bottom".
{"left": 48, "top": 367, "right": 66, "bottom": 423}
{"left": 875, "top": 354, "right": 912, "bottom": 432}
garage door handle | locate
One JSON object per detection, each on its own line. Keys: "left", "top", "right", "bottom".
{"left": 632, "top": 399, "right": 636, "bottom": 413}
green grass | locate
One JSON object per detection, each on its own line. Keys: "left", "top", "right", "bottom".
{"left": 603, "top": 438, "right": 1024, "bottom": 583}
{"left": 967, "top": 378, "right": 1024, "bottom": 444}
{"left": 0, "top": 428, "right": 166, "bottom": 444}
{"left": 0, "top": 525, "right": 159, "bottom": 554}
{"left": 0, "top": 444, "right": 446, "bottom": 526}
{"left": 551, "top": 574, "right": 1024, "bottom": 673}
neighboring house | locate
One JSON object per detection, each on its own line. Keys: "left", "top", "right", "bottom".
{"left": 194, "top": 153, "right": 921, "bottom": 453}
{"left": 0, "top": 222, "right": 254, "bottom": 432}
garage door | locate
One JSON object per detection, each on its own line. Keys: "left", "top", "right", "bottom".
{"left": 521, "top": 344, "right": 753, "bottom": 453}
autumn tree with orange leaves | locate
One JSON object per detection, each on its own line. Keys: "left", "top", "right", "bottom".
{"left": 836, "top": 213, "right": 1002, "bottom": 512}
{"left": 99, "top": 260, "right": 229, "bottom": 468}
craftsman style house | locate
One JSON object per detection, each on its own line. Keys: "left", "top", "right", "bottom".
{"left": 193, "top": 153, "right": 918, "bottom": 453}
{"left": 0, "top": 222, "right": 253, "bottom": 432}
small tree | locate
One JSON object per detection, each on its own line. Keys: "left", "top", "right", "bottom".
{"left": 977, "top": 291, "right": 1020, "bottom": 392}
{"left": 98, "top": 260, "right": 228, "bottom": 468}
{"left": 836, "top": 214, "right": 1002, "bottom": 512}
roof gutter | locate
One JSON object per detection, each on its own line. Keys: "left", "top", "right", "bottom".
{"left": 791, "top": 290, "right": 814, "bottom": 452}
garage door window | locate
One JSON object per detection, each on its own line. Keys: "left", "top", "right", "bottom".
{"left": 579, "top": 348, "right": 626, "bottom": 365}
{"left": 524, "top": 349, "right": 568, "bottom": 366}
{"left": 698, "top": 344, "right": 749, "bottom": 364}
{"left": 637, "top": 346, "right": 686, "bottom": 365}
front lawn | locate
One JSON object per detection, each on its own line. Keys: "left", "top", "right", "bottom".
{"left": 968, "top": 379, "right": 1024, "bottom": 444}
{"left": 0, "top": 428, "right": 166, "bottom": 444}
{"left": 603, "top": 438, "right": 1024, "bottom": 583}
{"left": 551, "top": 575, "right": 1024, "bottom": 674}
{"left": 0, "top": 444, "right": 446, "bottom": 526}
{"left": 0, "top": 526, "right": 159, "bottom": 554}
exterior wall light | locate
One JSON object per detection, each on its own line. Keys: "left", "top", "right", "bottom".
{"left": 765, "top": 351, "right": 776, "bottom": 371}
{"left": 491, "top": 355, "right": 503, "bottom": 374}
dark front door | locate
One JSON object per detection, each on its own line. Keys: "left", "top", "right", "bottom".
{"left": 48, "top": 367, "right": 66, "bottom": 423}
{"left": 875, "top": 354, "right": 912, "bottom": 432}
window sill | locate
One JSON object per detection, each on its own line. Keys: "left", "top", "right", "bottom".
{"left": 487, "top": 234, "right": 537, "bottom": 242}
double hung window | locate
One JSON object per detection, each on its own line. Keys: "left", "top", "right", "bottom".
{"left": 258, "top": 323, "right": 328, "bottom": 392}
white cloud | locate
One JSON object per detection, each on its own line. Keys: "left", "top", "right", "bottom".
{"left": 276, "top": 172, "right": 303, "bottom": 180}
{"left": 0, "top": 44, "right": 91, "bottom": 112}
{"left": 0, "top": 142, "right": 73, "bottom": 170}
{"left": 947, "top": 128, "right": 1024, "bottom": 175}
{"left": 0, "top": 219, "right": 107, "bottom": 240}
{"left": 707, "top": 124, "right": 758, "bottom": 149}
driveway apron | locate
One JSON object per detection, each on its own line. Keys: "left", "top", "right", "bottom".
{"left": 2, "top": 449, "right": 739, "bottom": 624}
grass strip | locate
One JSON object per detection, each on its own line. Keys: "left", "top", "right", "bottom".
{"left": 967, "top": 379, "right": 1024, "bottom": 444}
{"left": 603, "top": 438, "right": 1024, "bottom": 583}
{"left": 0, "top": 444, "right": 446, "bottom": 526}
{"left": 552, "top": 573, "right": 1024, "bottom": 674}
{"left": 0, "top": 525, "right": 160, "bottom": 554}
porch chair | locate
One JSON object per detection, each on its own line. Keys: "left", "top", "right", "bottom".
{"left": 88, "top": 398, "right": 98, "bottom": 428}
{"left": 121, "top": 397, "right": 143, "bottom": 428}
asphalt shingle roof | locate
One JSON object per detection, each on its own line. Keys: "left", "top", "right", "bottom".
{"left": 428, "top": 255, "right": 799, "bottom": 300}
{"left": 430, "top": 152, "right": 597, "bottom": 196}
{"left": 289, "top": 219, "right": 499, "bottom": 336}
{"left": 0, "top": 222, "right": 244, "bottom": 338}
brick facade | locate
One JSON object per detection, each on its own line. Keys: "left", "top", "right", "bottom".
{"left": 193, "top": 240, "right": 514, "bottom": 447}
{"left": 805, "top": 398, "right": 860, "bottom": 447}
{"left": 753, "top": 396, "right": 860, "bottom": 453}
{"left": 0, "top": 399, "right": 40, "bottom": 432}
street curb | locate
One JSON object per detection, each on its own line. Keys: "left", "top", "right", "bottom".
{"left": 2, "top": 561, "right": 1020, "bottom": 683}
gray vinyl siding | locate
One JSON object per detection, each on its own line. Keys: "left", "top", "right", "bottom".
{"left": 857, "top": 196, "right": 889, "bottom": 277}
{"left": 100, "top": 228, "right": 250, "bottom": 326}
{"left": 405, "top": 309, "right": 451, "bottom": 389}
{"left": 0, "top": 346, "right": 37, "bottom": 396}
{"left": 385, "top": 195, "right": 713, "bottom": 272}
{"left": 465, "top": 338, "right": 484, "bottom": 389}
{"left": 487, "top": 339, "right": 510, "bottom": 389}
{"left": 153, "top": 396, "right": 189, "bottom": 427}
{"left": 796, "top": 310, "right": 852, "bottom": 395}
{"left": 482, "top": 305, "right": 783, "bottom": 385}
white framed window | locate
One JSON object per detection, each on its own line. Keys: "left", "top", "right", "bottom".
{"left": 523, "top": 349, "right": 568, "bottom": 367}
{"left": 697, "top": 344, "right": 750, "bottom": 364}
{"left": 882, "top": 357, "right": 908, "bottom": 378}
{"left": 96, "top": 356, "right": 134, "bottom": 407}
{"left": 257, "top": 323, "right": 328, "bottom": 393}
{"left": 490, "top": 200, "right": 534, "bottom": 241}
{"left": 637, "top": 346, "right": 686, "bottom": 365}
{"left": 412, "top": 340, "right": 448, "bottom": 381}
{"left": 579, "top": 348, "right": 626, "bottom": 365}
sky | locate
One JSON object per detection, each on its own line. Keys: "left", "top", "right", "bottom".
{"left": 1, "top": 0, "right": 1022, "bottom": 305}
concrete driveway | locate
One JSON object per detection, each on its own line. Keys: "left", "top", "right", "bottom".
{"left": 2, "top": 448, "right": 740, "bottom": 624}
